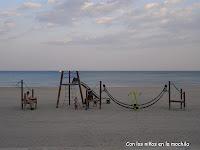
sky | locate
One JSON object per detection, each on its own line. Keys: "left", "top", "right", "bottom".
{"left": 0, "top": 0, "right": 200, "bottom": 71}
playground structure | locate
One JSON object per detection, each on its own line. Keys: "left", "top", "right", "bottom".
{"left": 168, "top": 81, "right": 186, "bottom": 110}
{"left": 1, "top": 71, "right": 185, "bottom": 111}
{"left": 103, "top": 84, "right": 168, "bottom": 110}
{"left": 56, "top": 71, "right": 186, "bottom": 110}
{"left": 103, "top": 81, "right": 186, "bottom": 110}
{"left": 56, "top": 71, "right": 102, "bottom": 109}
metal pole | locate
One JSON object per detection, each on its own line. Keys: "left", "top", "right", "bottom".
{"left": 100, "top": 81, "right": 102, "bottom": 109}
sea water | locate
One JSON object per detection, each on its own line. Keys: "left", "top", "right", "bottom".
{"left": 0, "top": 71, "right": 199, "bottom": 87}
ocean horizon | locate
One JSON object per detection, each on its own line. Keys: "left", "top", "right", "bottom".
{"left": 0, "top": 71, "right": 200, "bottom": 88}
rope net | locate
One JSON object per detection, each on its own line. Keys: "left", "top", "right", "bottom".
{"left": 61, "top": 84, "right": 82, "bottom": 107}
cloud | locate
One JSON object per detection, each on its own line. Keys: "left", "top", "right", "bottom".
{"left": 1, "top": 0, "right": 199, "bottom": 52}
{"left": 81, "top": 0, "right": 132, "bottom": 16}
{"left": 36, "top": 0, "right": 84, "bottom": 25}
{"left": 46, "top": 22, "right": 57, "bottom": 28}
{"left": 144, "top": 3, "right": 160, "bottom": 9}
{"left": 0, "top": 20, "right": 16, "bottom": 35}
{"left": 42, "top": 38, "right": 72, "bottom": 45}
{"left": 36, "top": 0, "right": 133, "bottom": 26}
{"left": 81, "top": 1, "right": 94, "bottom": 10}
{"left": 20, "top": 2, "right": 42, "bottom": 9}
{"left": 37, "top": 0, "right": 200, "bottom": 49}
{"left": 0, "top": 11, "right": 20, "bottom": 17}
{"left": 95, "top": 17, "right": 114, "bottom": 24}
{"left": 164, "top": 0, "right": 184, "bottom": 5}
{"left": 47, "top": 0, "right": 57, "bottom": 4}
{"left": 4, "top": 20, "right": 16, "bottom": 28}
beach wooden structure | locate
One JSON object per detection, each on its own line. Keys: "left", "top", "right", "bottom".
{"left": 56, "top": 71, "right": 84, "bottom": 108}
{"left": 168, "top": 81, "right": 186, "bottom": 110}
{"left": 20, "top": 80, "right": 37, "bottom": 110}
{"left": 56, "top": 71, "right": 102, "bottom": 109}
{"left": 103, "top": 84, "right": 168, "bottom": 110}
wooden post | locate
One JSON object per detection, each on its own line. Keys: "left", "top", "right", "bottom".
{"left": 32, "top": 89, "right": 34, "bottom": 97}
{"left": 86, "top": 89, "right": 88, "bottom": 104}
{"left": 180, "top": 89, "right": 183, "bottom": 109}
{"left": 99, "top": 81, "right": 102, "bottom": 109}
{"left": 169, "top": 81, "right": 171, "bottom": 110}
{"left": 56, "top": 71, "right": 64, "bottom": 108}
{"left": 85, "top": 89, "right": 89, "bottom": 109}
{"left": 21, "top": 80, "right": 24, "bottom": 110}
{"left": 183, "top": 92, "right": 186, "bottom": 108}
{"left": 180, "top": 89, "right": 183, "bottom": 100}
{"left": 76, "top": 71, "right": 84, "bottom": 104}
{"left": 69, "top": 71, "right": 71, "bottom": 105}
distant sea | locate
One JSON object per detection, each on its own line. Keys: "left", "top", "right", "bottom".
{"left": 0, "top": 71, "right": 199, "bottom": 87}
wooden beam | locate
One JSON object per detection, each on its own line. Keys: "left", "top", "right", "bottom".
{"left": 169, "top": 81, "right": 171, "bottom": 110}
{"left": 85, "top": 89, "right": 88, "bottom": 109}
{"left": 183, "top": 92, "right": 186, "bottom": 108}
{"left": 99, "top": 81, "right": 102, "bottom": 109}
{"left": 180, "top": 89, "right": 183, "bottom": 100}
{"left": 21, "top": 80, "right": 24, "bottom": 110}
{"left": 61, "top": 83, "right": 79, "bottom": 86}
{"left": 170, "top": 100, "right": 184, "bottom": 103}
{"left": 69, "top": 71, "right": 71, "bottom": 106}
{"left": 76, "top": 71, "right": 84, "bottom": 104}
{"left": 56, "top": 71, "right": 64, "bottom": 108}
{"left": 32, "top": 89, "right": 34, "bottom": 97}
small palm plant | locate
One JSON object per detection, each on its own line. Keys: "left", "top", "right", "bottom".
{"left": 128, "top": 90, "right": 142, "bottom": 110}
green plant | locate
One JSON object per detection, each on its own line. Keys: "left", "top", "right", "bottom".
{"left": 128, "top": 90, "right": 142, "bottom": 110}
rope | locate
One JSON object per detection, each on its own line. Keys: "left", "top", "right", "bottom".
{"left": 104, "top": 85, "right": 167, "bottom": 107}
{"left": 103, "top": 85, "right": 167, "bottom": 110}
{"left": 106, "top": 89, "right": 166, "bottom": 109}
{"left": 171, "top": 82, "right": 181, "bottom": 93}
{"left": 139, "top": 90, "right": 166, "bottom": 109}
{"left": 23, "top": 82, "right": 32, "bottom": 91}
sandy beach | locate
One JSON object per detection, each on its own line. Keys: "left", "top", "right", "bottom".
{"left": 0, "top": 86, "right": 200, "bottom": 150}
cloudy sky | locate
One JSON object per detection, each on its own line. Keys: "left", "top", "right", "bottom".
{"left": 0, "top": 0, "right": 200, "bottom": 71}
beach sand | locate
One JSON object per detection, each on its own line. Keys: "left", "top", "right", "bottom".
{"left": 0, "top": 86, "right": 199, "bottom": 150}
